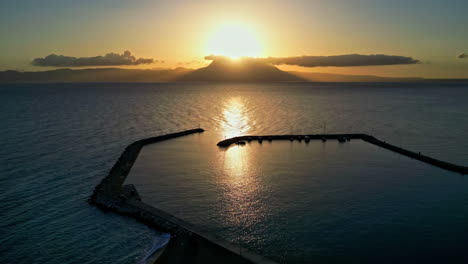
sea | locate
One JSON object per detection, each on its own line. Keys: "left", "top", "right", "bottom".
{"left": 1, "top": 82, "right": 467, "bottom": 264}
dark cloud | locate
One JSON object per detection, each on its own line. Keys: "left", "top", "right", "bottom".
{"left": 458, "top": 53, "right": 467, "bottom": 59}
{"left": 205, "top": 54, "right": 419, "bottom": 67}
{"left": 32, "top": 50, "right": 155, "bottom": 67}
{"left": 204, "top": 55, "right": 224, "bottom": 61}
{"left": 178, "top": 60, "right": 203, "bottom": 65}
{"left": 261, "top": 54, "right": 419, "bottom": 67}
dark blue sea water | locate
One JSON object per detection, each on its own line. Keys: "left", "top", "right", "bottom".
{"left": 1, "top": 82, "right": 467, "bottom": 263}
{"left": 129, "top": 136, "right": 468, "bottom": 263}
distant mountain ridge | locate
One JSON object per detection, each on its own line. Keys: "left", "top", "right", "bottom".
{"left": 290, "top": 71, "right": 424, "bottom": 82}
{"left": 0, "top": 60, "right": 429, "bottom": 83}
{"left": 0, "top": 67, "right": 191, "bottom": 83}
{"left": 178, "top": 57, "right": 303, "bottom": 82}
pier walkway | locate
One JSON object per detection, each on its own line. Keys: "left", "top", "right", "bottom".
{"left": 217, "top": 134, "right": 467, "bottom": 175}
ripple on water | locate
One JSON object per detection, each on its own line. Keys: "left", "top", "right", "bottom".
{"left": 1, "top": 82, "right": 467, "bottom": 263}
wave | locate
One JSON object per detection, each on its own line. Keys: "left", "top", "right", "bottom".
{"left": 138, "top": 233, "right": 171, "bottom": 264}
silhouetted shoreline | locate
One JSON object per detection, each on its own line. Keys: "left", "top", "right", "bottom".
{"left": 0, "top": 66, "right": 434, "bottom": 83}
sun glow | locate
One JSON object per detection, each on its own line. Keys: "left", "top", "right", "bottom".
{"left": 205, "top": 22, "right": 263, "bottom": 58}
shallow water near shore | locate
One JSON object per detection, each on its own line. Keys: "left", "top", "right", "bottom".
{"left": 1, "top": 82, "right": 467, "bottom": 263}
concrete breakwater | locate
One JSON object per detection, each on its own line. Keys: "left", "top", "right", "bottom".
{"left": 217, "top": 134, "right": 468, "bottom": 175}
{"left": 89, "top": 128, "right": 277, "bottom": 264}
{"left": 89, "top": 129, "right": 466, "bottom": 264}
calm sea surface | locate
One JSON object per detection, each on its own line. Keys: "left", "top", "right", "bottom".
{"left": 1, "top": 82, "right": 467, "bottom": 263}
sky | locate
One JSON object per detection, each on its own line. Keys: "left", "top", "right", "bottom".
{"left": 0, "top": 0, "right": 467, "bottom": 78}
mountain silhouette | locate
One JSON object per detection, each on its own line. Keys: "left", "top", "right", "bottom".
{"left": 289, "top": 71, "right": 424, "bottom": 82}
{"left": 0, "top": 67, "right": 191, "bottom": 83}
{"left": 0, "top": 60, "right": 429, "bottom": 83}
{"left": 178, "top": 57, "right": 304, "bottom": 82}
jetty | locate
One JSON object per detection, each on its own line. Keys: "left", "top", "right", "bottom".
{"left": 89, "top": 128, "right": 276, "bottom": 264}
{"left": 217, "top": 134, "right": 468, "bottom": 175}
{"left": 89, "top": 129, "right": 466, "bottom": 264}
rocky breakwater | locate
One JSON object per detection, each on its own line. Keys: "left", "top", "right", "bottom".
{"left": 218, "top": 134, "right": 467, "bottom": 174}
{"left": 88, "top": 128, "right": 277, "bottom": 264}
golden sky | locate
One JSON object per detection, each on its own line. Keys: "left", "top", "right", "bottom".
{"left": 1, "top": 0, "right": 467, "bottom": 78}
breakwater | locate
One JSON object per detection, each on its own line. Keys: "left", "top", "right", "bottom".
{"left": 217, "top": 134, "right": 468, "bottom": 175}
{"left": 89, "top": 129, "right": 466, "bottom": 264}
{"left": 89, "top": 129, "right": 277, "bottom": 264}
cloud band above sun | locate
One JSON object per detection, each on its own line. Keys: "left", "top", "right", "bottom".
{"left": 205, "top": 54, "right": 420, "bottom": 67}
{"left": 32, "top": 51, "right": 155, "bottom": 67}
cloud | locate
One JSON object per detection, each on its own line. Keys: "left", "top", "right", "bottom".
{"left": 178, "top": 60, "right": 203, "bottom": 65}
{"left": 32, "top": 50, "right": 155, "bottom": 67}
{"left": 205, "top": 54, "right": 419, "bottom": 67}
{"left": 204, "top": 55, "right": 224, "bottom": 61}
{"left": 458, "top": 53, "right": 467, "bottom": 59}
{"left": 261, "top": 54, "right": 419, "bottom": 67}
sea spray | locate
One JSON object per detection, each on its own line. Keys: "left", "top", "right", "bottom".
{"left": 138, "top": 233, "right": 171, "bottom": 264}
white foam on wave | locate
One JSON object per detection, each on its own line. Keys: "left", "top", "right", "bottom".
{"left": 138, "top": 233, "right": 171, "bottom": 264}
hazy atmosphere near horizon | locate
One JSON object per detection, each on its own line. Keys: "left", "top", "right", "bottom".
{"left": 1, "top": 0, "right": 468, "bottom": 78}
{"left": 1, "top": 1, "right": 468, "bottom": 264}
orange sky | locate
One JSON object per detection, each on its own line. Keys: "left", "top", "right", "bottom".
{"left": 1, "top": 0, "right": 467, "bottom": 78}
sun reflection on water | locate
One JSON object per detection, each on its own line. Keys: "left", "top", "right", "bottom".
{"left": 217, "top": 97, "right": 267, "bottom": 236}
{"left": 224, "top": 144, "right": 249, "bottom": 177}
{"left": 218, "top": 141, "right": 268, "bottom": 237}
{"left": 221, "top": 97, "right": 250, "bottom": 139}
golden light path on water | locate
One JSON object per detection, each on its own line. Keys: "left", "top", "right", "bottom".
{"left": 122, "top": 85, "right": 468, "bottom": 262}
{"left": 220, "top": 97, "right": 250, "bottom": 139}
{"left": 219, "top": 97, "right": 266, "bottom": 234}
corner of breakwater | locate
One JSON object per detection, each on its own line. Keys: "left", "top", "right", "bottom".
{"left": 88, "top": 128, "right": 277, "bottom": 264}
{"left": 217, "top": 134, "right": 467, "bottom": 174}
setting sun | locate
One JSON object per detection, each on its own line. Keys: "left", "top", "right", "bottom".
{"left": 205, "top": 22, "right": 263, "bottom": 58}
{"left": 3, "top": 1, "right": 468, "bottom": 264}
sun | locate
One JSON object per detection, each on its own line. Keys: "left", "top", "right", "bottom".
{"left": 205, "top": 22, "right": 263, "bottom": 59}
